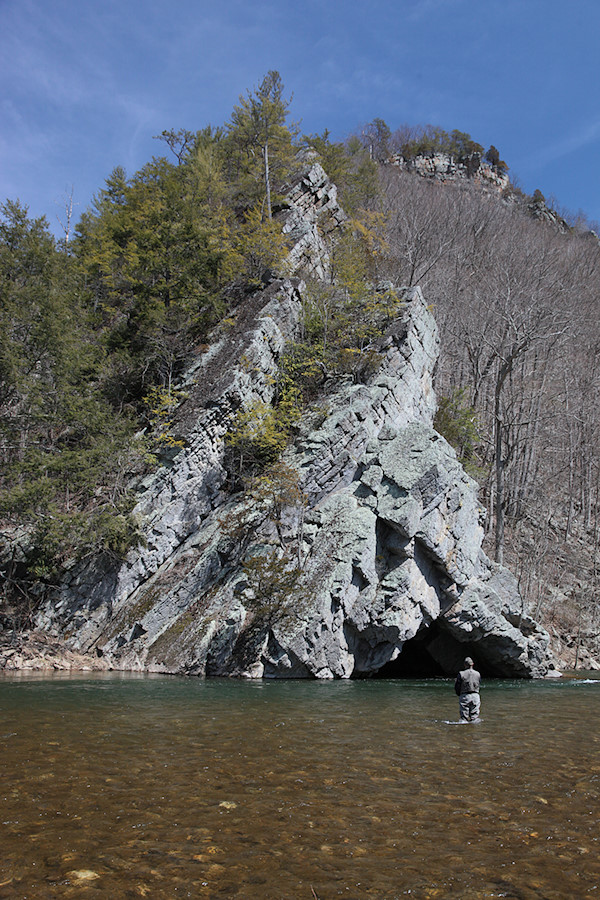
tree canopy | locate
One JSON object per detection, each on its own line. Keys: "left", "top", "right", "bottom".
{"left": 226, "top": 70, "right": 296, "bottom": 219}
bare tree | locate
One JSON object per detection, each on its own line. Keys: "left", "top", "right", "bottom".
{"left": 55, "top": 185, "right": 75, "bottom": 248}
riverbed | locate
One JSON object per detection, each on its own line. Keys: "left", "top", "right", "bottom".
{"left": 0, "top": 674, "right": 598, "bottom": 898}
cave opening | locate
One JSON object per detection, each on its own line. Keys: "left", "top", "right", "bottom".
{"left": 369, "top": 618, "right": 494, "bottom": 678}
{"left": 376, "top": 634, "right": 447, "bottom": 677}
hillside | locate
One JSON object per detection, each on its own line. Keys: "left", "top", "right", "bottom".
{"left": 369, "top": 158, "right": 600, "bottom": 670}
{"left": 4, "top": 161, "right": 552, "bottom": 677}
{"left": 1, "top": 76, "right": 598, "bottom": 671}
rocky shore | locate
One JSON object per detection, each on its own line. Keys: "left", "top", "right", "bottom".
{"left": 1, "top": 627, "right": 597, "bottom": 675}
{"left": 0, "top": 630, "right": 109, "bottom": 673}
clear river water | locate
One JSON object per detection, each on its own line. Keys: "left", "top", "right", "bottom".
{"left": 0, "top": 673, "right": 598, "bottom": 900}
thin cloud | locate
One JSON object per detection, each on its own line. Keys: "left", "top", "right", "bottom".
{"left": 2, "top": 4, "right": 117, "bottom": 110}
{"left": 523, "top": 120, "right": 600, "bottom": 170}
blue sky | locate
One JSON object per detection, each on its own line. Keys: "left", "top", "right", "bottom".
{"left": 2, "top": 0, "right": 599, "bottom": 234}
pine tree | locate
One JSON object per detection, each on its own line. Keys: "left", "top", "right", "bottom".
{"left": 0, "top": 201, "right": 142, "bottom": 586}
{"left": 227, "top": 71, "right": 295, "bottom": 219}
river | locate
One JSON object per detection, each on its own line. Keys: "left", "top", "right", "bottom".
{"left": 0, "top": 673, "right": 598, "bottom": 899}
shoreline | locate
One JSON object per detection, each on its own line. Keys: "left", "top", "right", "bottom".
{"left": 2, "top": 628, "right": 598, "bottom": 677}
{"left": 0, "top": 630, "right": 110, "bottom": 673}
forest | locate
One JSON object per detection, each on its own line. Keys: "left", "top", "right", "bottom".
{"left": 1, "top": 72, "right": 599, "bottom": 657}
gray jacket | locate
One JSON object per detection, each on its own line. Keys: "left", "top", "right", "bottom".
{"left": 455, "top": 668, "right": 481, "bottom": 695}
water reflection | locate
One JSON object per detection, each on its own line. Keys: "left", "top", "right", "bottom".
{"left": 0, "top": 674, "right": 598, "bottom": 898}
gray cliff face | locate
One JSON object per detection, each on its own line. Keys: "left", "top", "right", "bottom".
{"left": 280, "top": 157, "right": 345, "bottom": 278}
{"left": 388, "top": 152, "right": 510, "bottom": 194}
{"left": 35, "top": 162, "right": 554, "bottom": 679}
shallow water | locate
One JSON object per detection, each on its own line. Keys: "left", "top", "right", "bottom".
{"left": 0, "top": 673, "right": 598, "bottom": 899}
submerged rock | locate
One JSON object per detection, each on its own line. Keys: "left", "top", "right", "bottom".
{"left": 34, "top": 162, "right": 555, "bottom": 679}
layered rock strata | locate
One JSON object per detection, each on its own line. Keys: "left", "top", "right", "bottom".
{"left": 35, "top": 162, "right": 554, "bottom": 679}
{"left": 279, "top": 156, "right": 346, "bottom": 278}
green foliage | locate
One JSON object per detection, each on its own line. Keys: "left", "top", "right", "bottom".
{"left": 279, "top": 339, "right": 327, "bottom": 403}
{"left": 0, "top": 75, "right": 305, "bottom": 605}
{"left": 2, "top": 80, "right": 448, "bottom": 611}
{"left": 233, "top": 205, "right": 290, "bottom": 282}
{"left": 485, "top": 145, "right": 500, "bottom": 167}
{"left": 226, "top": 70, "right": 296, "bottom": 218}
{"left": 342, "top": 151, "right": 380, "bottom": 213}
{"left": 395, "top": 125, "right": 485, "bottom": 161}
{"left": 389, "top": 125, "right": 509, "bottom": 175}
{"left": 360, "top": 118, "right": 392, "bottom": 162}
{"left": 26, "top": 502, "right": 141, "bottom": 579}
{"left": 301, "top": 129, "right": 353, "bottom": 189}
{"left": 143, "top": 386, "right": 187, "bottom": 452}
{"left": 0, "top": 201, "right": 145, "bottom": 589}
{"left": 532, "top": 188, "right": 546, "bottom": 205}
{"left": 332, "top": 228, "right": 371, "bottom": 304}
{"left": 188, "top": 128, "right": 230, "bottom": 216}
{"left": 279, "top": 217, "right": 405, "bottom": 397}
{"left": 434, "top": 388, "right": 487, "bottom": 479}
{"left": 225, "top": 398, "right": 301, "bottom": 482}
{"left": 74, "top": 157, "right": 227, "bottom": 396}
{"left": 485, "top": 145, "right": 509, "bottom": 173}
{"left": 302, "top": 129, "right": 379, "bottom": 213}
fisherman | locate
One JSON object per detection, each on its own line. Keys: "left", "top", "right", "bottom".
{"left": 454, "top": 656, "right": 481, "bottom": 723}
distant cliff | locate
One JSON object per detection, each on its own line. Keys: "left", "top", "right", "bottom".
{"left": 387, "top": 151, "right": 582, "bottom": 236}
{"left": 33, "top": 161, "right": 556, "bottom": 678}
{"left": 388, "top": 151, "right": 509, "bottom": 194}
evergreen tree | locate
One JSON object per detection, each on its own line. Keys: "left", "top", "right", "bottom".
{"left": 301, "top": 129, "right": 352, "bottom": 190}
{"left": 226, "top": 70, "right": 295, "bottom": 218}
{"left": 74, "top": 158, "right": 226, "bottom": 397}
{"left": 0, "top": 201, "right": 141, "bottom": 588}
{"left": 364, "top": 118, "right": 392, "bottom": 161}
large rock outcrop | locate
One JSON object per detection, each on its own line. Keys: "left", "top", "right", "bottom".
{"left": 35, "top": 162, "right": 555, "bottom": 679}
{"left": 388, "top": 152, "right": 510, "bottom": 194}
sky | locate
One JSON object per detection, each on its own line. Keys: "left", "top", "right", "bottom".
{"left": 2, "top": 0, "right": 600, "bottom": 236}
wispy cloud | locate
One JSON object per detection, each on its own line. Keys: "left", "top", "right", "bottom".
{"left": 2, "top": 1, "right": 118, "bottom": 110}
{"left": 521, "top": 119, "right": 600, "bottom": 171}
{"left": 2, "top": 0, "right": 599, "bottom": 228}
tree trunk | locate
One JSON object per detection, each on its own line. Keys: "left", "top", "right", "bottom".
{"left": 494, "top": 358, "right": 513, "bottom": 564}
{"left": 494, "top": 401, "right": 505, "bottom": 564}
{"left": 263, "top": 141, "right": 271, "bottom": 220}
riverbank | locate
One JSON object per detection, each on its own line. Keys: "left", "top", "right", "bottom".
{"left": 548, "top": 629, "right": 600, "bottom": 672}
{"left": 0, "top": 629, "right": 110, "bottom": 672}
{"left": 1, "top": 627, "right": 598, "bottom": 675}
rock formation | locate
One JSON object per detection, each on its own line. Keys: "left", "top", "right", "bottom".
{"left": 34, "top": 160, "right": 555, "bottom": 679}
{"left": 526, "top": 193, "right": 570, "bottom": 233}
{"left": 388, "top": 152, "right": 510, "bottom": 194}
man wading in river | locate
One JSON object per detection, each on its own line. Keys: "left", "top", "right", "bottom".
{"left": 455, "top": 657, "right": 481, "bottom": 723}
